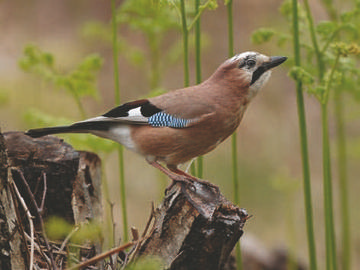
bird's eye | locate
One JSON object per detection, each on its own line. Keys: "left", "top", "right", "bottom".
{"left": 246, "top": 59, "right": 256, "bottom": 68}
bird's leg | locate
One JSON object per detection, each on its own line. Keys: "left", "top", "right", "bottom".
{"left": 167, "top": 166, "right": 198, "bottom": 181}
{"left": 147, "top": 161, "right": 195, "bottom": 191}
{"left": 167, "top": 166, "right": 219, "bottom": 191}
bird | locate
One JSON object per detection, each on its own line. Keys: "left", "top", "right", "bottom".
{"left": 26, "top": 51, "right": 287, "bottom": 188}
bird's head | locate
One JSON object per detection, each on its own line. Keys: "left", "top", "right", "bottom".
{"left": 211, "top": 51, "right": 287, "bottom": 101}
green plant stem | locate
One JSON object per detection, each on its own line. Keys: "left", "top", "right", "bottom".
{"left": 321, "top": 102, "right": 337, "bottom": 270}
{"left": 303, "top": 0, "right": 325, "bottom": 80}
{"left": 334, "top": 86, "right": 350, "bottom": 270}
{"left": 291, "top": 1, "right": 317, "bottom": 270}
{"left": 69, "top": 85, "right": 87, "bottom": 119}
{"left": 111, "top": 0, "right": 128, "bottom": 243}
{"left": 321, "top": 53, "right": 340, "bottom": 270}
{"left": 179, "top": 0, "right": 195, "bottom": 175}
{"left": 227, "top": 1, "right": 234, "bottom": 57}
{"left": 227, "top": 1, "right": 242, "bottom": 269}
{"left": 187, "top": 0, "right": 211, "bottom": 31}
{"left": 195, "top": 0, "right": 203, "bottom": 178}
{"left": 303, "top": 0, "right": 338, "bottom": 269}
{"left": 322, "top": 4, "right": 350, "bottom": 268}
{"left": 180, "top": 0, "right": 189, "bottom": 88}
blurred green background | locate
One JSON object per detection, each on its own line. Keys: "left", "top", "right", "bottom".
{"left": 0, "top": 0, "right": 359, "bottom": 268}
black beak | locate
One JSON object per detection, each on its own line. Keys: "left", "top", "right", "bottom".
{"left": 250, "top": 56, "right": 287, "bottom": 85}
{"left": 262, "top": 56, "right": 287, "bottom": 70}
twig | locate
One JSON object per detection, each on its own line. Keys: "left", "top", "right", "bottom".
{"left": 15, "top": 169, "right": 56, "bottom": 269}
{"left": 108, "top": 200, "right": 116, "bottom": 247}
{"left": 8, "top": 173, "right": 31, "bottom": 261}
{"left": 55, "top": 225, "right": 80, "bottom": 263}
{"left": 9, "top": 171, "right": 35, "bottom": 270}
{"left": 39, "top": 172, "right": 47, "bottom": 212}
{"left": 66, "top": 241, "right": 138, "bottom": 270}
{"left": 127, "top": 202, "right": 156, "bottom": 264}
{"left": 119, "top": 227, "right": 140, "bottom": 270}
{"left": 24, "top": 232, "right": 52, "bottom": 267}
{"left": 131, "top": 227, "right": 139, "bottom": 241}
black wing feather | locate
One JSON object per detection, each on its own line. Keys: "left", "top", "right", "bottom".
{"left": 102, "top": 99, "right": 162, "bottom": 118}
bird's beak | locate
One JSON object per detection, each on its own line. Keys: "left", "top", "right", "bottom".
{"left": 262, "top": 56, "right": 287, "bottom": 70}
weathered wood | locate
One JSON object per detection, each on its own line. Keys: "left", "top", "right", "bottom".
{"left": 0, "top": 131, "right": 27, "bottom": 269}
{"left": 139, "top": 183, "right": 248, "bottom": 270}
{"left": 1, "top": 131, "right": 103, "bottom": 268}
{"left": 5, "top": 132, "right": 80, "bottom": 225}
{"left": 72, "top": 151, "right": 102, "bottom": 225}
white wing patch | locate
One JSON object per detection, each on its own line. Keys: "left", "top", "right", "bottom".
{"left": 125, "top": 107, "right": 149, "bottom": 122}
{"left": 80, "top": 107, "right": 148, "bottom": 124}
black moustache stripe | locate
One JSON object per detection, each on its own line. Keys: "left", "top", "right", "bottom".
{"left": 250, "top": 66, "right": 266, "bottom": 85}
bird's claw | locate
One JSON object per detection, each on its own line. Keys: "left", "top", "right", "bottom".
{"left": 165, "top": 175, "right": 195, "bottom": 194}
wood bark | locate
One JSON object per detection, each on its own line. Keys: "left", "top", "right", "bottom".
{"left": 138, "top": 182, "right": 248, "bottom": 270}
{"left": 0, "top": 131, "right": 27, "bottom": 269}
{"left": 0, "top": 131, "right": 102, "bottom": 269}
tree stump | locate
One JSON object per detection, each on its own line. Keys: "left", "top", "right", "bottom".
{"left": 0, "top": 131, "right": 102, "bottom": 269}
{"left": 138, "top": 181, "right": 248, "bottom": 270}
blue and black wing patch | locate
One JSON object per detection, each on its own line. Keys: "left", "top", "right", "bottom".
{"left": 148, "top": 112, "right": 194, "bottom": 128}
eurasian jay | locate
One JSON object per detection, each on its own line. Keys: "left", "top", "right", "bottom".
{"left": 26, "top": 51, "right": 287, "bottom": 187}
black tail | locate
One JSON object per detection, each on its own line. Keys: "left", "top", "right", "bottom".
{"left": 25, "top": 121, "right": 116, "bottom": 138}
{"left": 25, "top": 126, "right": 84, "bottom": 138}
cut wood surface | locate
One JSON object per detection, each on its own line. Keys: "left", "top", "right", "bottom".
{"left": 138, "top": 182, "right": 248, "bottom": 270}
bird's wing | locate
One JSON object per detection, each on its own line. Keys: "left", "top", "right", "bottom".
{"left": 147, "top": 87, "right": 216, "bottom": 127}
{"left": 80, "top": 94, "right": 215, "bottom": 129}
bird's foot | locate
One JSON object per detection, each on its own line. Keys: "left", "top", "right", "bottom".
{"left": 165, "top": 175, "right": 195, "bottom": 194}
{"left": 166, "top": 175, "right": 219, "bottom": 195}
{"left": 167, "top": 179, "right": 221, "bottom": 218}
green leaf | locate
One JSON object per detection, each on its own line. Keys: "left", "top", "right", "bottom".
{"left": 288, "top": 66, "right": 315, "bottom": 85}
{"left": 205, "top": 0, "right": 218, "bottom": 10}
{"left": 316, "top": 21, "right": 337, "bottom": 38}
{"left": 251, "top": 28, "right": 276, "bottom": 45}
{"left": 307, "top": 85, "right": 325, "bottom": 99}
{"left": 340, "top": 7, "right": 360, "bottom": 23}
{"left": 331, "top": 42, "right": 360, "bottom": 57}
{"left": 19, "top": 45, "right": 103, "bottom": 100}
{"left": 45, "top": 217, "right": 73, "bottom": 240}
{"left": 23, "top": 108, "right": 72, "bottom": 127}
{"left": 71, "top": 222, "right": 102, "bottom": 244}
